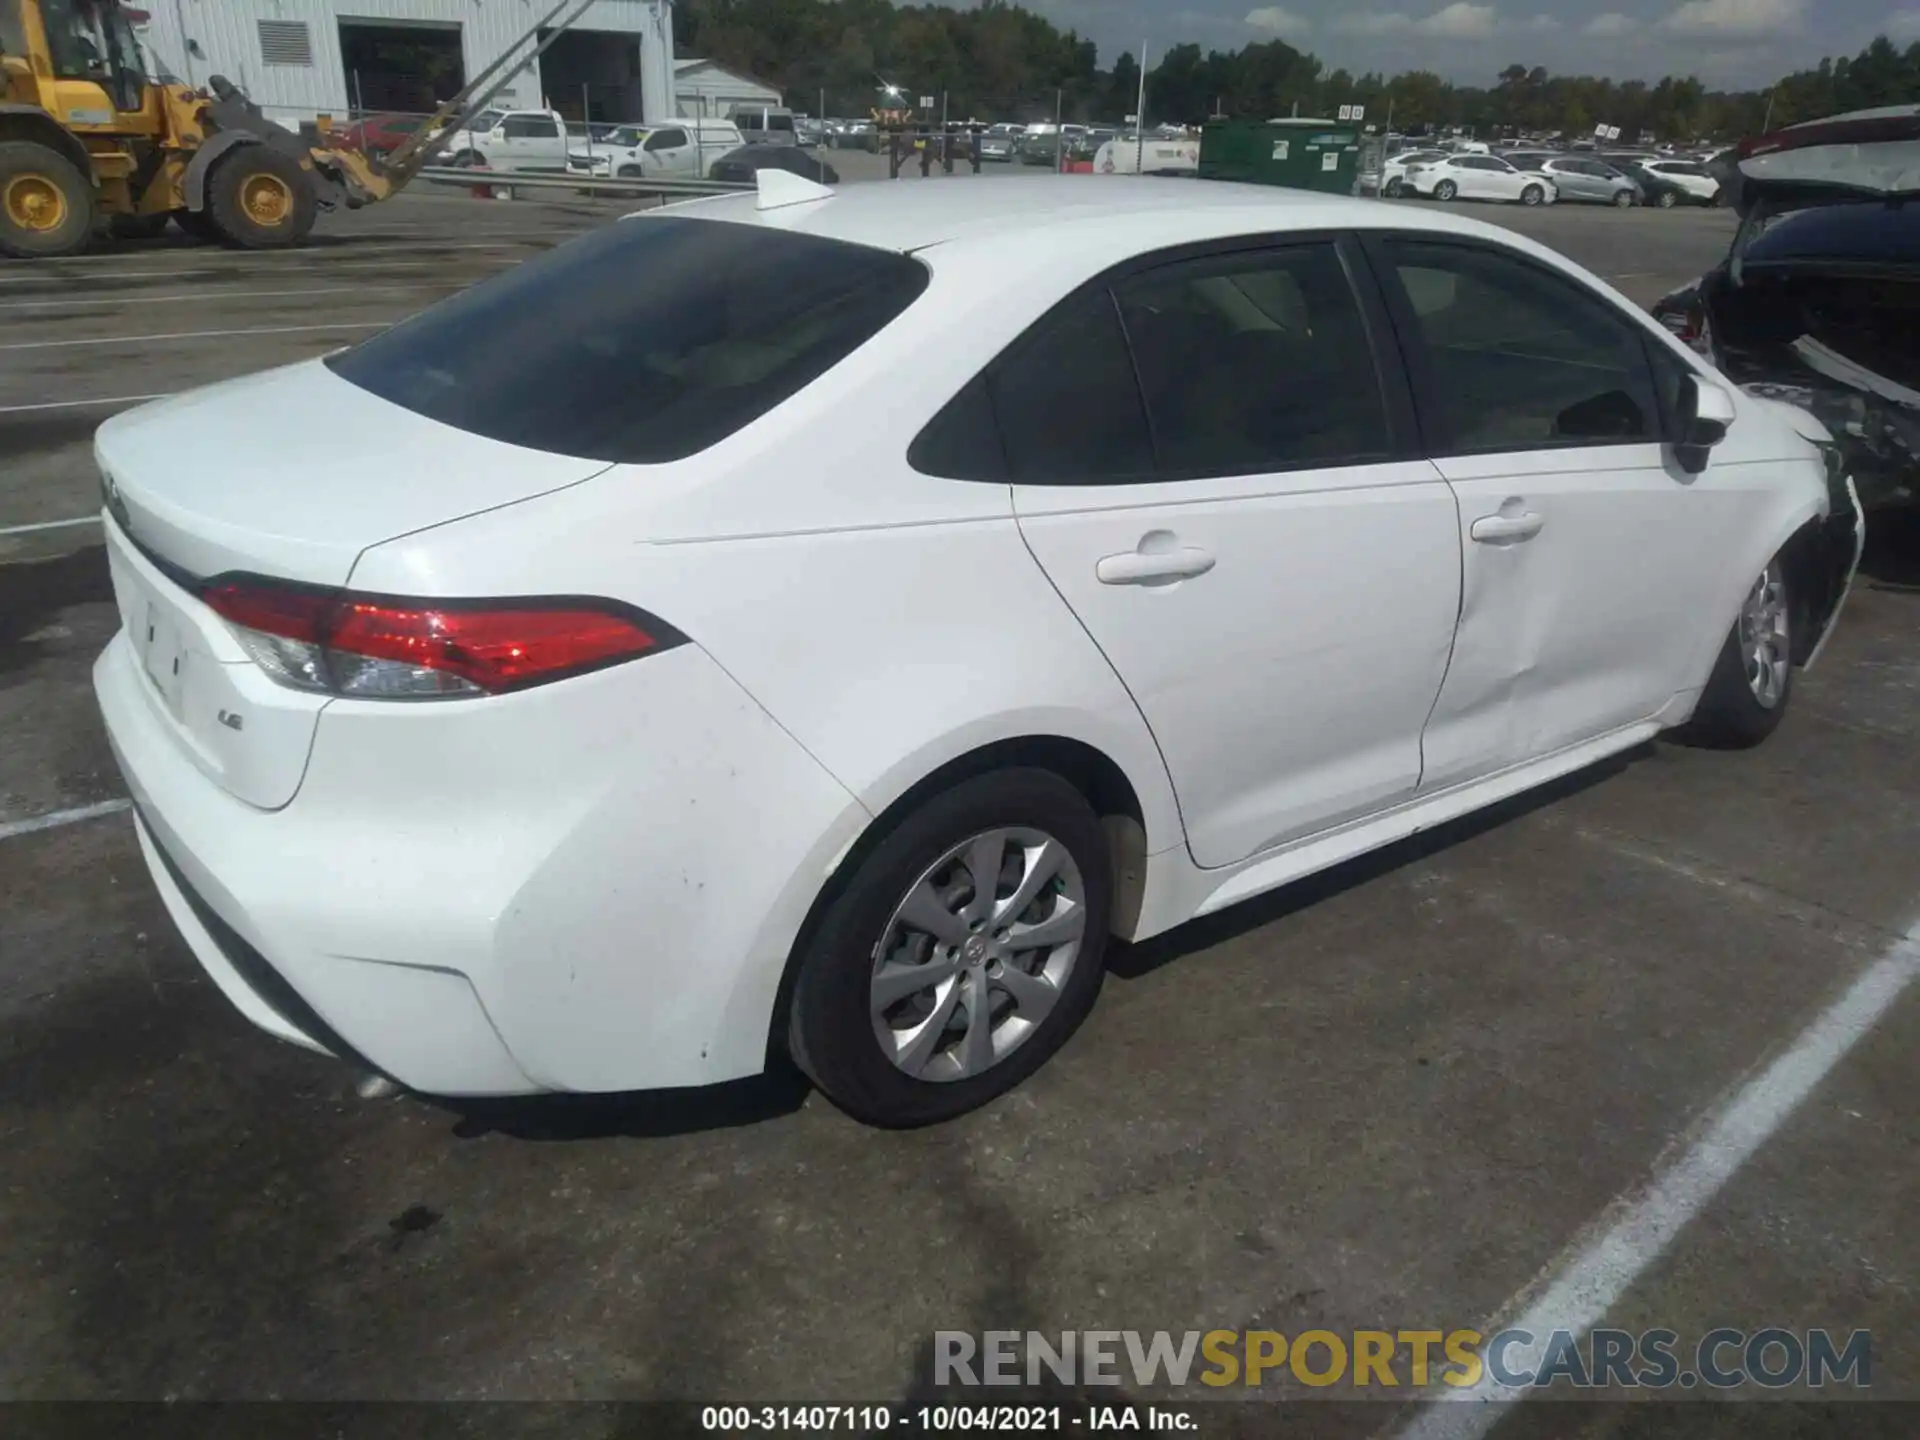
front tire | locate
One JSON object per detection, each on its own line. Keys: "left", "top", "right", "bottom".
{"left": 0, "top": 140, "right": 95, "bottom": 258}
{"left": 1520, "top": 183, "right": 1544, "bottom": 206}
{"left": 1433, "top": 179, "right": 1457, "bottom": 201}
{"left": 787, "top": 768, "right": 1112, "bottom": 1128}
{"left": 205, "top": 145, "right": 316, "bottom": 248}
{"left": 1613, "top": 189, "right": 1635, "bottom": 207}
{"left": 1679, "top": 559, "right": 1792, "bottom": 749}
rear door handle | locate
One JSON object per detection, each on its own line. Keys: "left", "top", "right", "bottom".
{"left": 1095, "top": 547, "right": 1216, "bottom": 585}
{"left": 1469, "top": 512, "right": 1545, "bottom": 545}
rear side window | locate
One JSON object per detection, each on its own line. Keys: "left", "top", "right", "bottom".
{"left": 1112, "top": 244, "right": 1389, "bottom": 475}
{"left": 327, "top": 217, "right": 928, "bottom": 464}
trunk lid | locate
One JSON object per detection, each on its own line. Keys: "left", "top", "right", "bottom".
{"left": 94, "top": 359, "right": 611, "bottom": 587}
{"left": 94, "top": 360, "right": 611, "bottom": 810}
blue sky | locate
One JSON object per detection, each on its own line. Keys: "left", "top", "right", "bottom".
{"left": 1024, "top": 0, "right": 1920, "bottom": 88}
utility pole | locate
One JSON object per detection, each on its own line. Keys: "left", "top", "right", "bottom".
{"left": 1135, "top": 41, "right": 1148, "bottom": 174}
{"left": 1761, "top": 88, "right": 1775, "bottom": 134}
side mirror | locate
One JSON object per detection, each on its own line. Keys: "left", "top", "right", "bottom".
{"left": 1673, "top": 373, "right": 1735, "bottom": 473}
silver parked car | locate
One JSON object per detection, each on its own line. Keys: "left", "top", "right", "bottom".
{"left": 1535, "top": 156, "right": 1643, "bottom": 207}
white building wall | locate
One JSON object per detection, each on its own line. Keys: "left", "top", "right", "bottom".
{"left": 673, "top": 65, "right": 780, "bottom": 121}
{"left": 138, "top": 0, "right": 671, "bottom": 128}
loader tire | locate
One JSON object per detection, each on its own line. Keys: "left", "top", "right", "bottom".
{"left": 0, "top": 141, "right": 95, "bottom": 258}
{"left": 205, "top": 145, "right": 316, "bottom": 249}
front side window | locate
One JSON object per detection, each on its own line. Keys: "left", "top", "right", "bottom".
{"left": 327, "top": 216, "right": 929, "bottom": 464}
{"left": 1384, "top": 239, "right": 1660, "bottom": 453}
{"left": 1111, "top": 244, "right": 1390, "bottom": 476}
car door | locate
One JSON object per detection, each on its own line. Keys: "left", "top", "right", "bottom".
{"left": 1364, "top": 234, "right": 1732, "bottom": 790}
{"left": 997, "top": 238, "right": 1463, "bottom": 869}
{"left": 1544, "top": 160, "right": 1592, "bottom": 201}
{"left": 644, "top": 126, "right": 691, "bottom": 174}
{"left": 1479, "top": 157, "right": 1525, "bottom": 201}
{"left": 501, "top": 113, "right": 564, "bottom": 172}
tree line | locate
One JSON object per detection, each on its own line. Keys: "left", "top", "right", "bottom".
{"left": 679, "top": 0, "right": 1920, "bottom": 141}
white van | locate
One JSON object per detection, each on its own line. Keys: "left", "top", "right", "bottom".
{"left": 571, "top": 119, "right": 744, "bottom": 179}
{"left": 729, "top": 105, "right": 798, "bottom": 146}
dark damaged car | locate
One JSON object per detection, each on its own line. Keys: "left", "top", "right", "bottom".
{"left": 1655, "top": 106, "right": 1919, "bottom": 513}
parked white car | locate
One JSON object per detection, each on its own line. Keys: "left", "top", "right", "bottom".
{"left": 1404, "top": 153, "right": 1557, "bottom": 205}
{"left": 93, "top": 176, "right": 1860, "bottom": 1127}
{"left": 1383, "top": 148, "right": 1450, "bottom": 196}
{"left": 569, "top": 120, "right": 744, "bottom": 180}
{"left": 441, "top": 107, "right": 570, "bottom": 173}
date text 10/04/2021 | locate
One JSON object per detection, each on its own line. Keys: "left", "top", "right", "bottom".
{"left": 702, "top": 1407, "right": 1194, "bottom": 1431}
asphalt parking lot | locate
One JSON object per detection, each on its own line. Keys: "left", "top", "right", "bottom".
{"left": 2, "top": 174, "right": 1917, "bottom": 1430}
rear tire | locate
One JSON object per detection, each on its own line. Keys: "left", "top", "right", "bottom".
{"left": 205, "top": 145, "right": 317, "bottom": 249}
{"left": 787, "top": 768, "right": 1112, "bottom": 1128}
{"left": 1678, "top": 558, "right": 1793, "bottom": 749}
{"left": 0, "top": 141, "right": 95, "bottom": 258}
{"left": 1385, "top": 177, "right": 1404, "bottom": 197}
{"left": 1657, "top": 190, "right": 1678, "bottom": 209}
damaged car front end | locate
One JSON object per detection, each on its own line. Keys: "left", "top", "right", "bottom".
{"left": 1655, "top": 106, "right": 1919, "bottom": 520}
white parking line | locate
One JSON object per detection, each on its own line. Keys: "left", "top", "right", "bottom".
{"left": 0, "top": 799, "right": 132, "bottom": 843}
{"left": 0, "top": 321, "right": 387, "bottom": 352}
{"left": 0, "top": 284, "right": 438, "bottom": 312}
{"left": 0, "top": 393, "right": 171, "bottom": 414}
{"left": 0, "top": 515, "right": 100, "bottom": 537}
{"left": 1397, "top": 923, "right": 1920, "bottom": 1440}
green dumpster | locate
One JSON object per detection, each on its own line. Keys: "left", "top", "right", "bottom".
{"left": 1198, "top": 118, "right": 1364, "bottom": 194}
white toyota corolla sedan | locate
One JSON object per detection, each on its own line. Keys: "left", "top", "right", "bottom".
{"left": 94, "top": 174, "right": 1863, "bottom": 1127}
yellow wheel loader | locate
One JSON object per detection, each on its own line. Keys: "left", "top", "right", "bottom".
{"left": 0, "top": 0, "right": 592, "bottom": 257}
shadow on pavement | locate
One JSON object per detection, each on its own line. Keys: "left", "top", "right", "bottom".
{"left": 0, "top": 543, "right": 112, "bottom": 662}
{"left": 1860, "top": 507, "right": 1920, "bottom": 591}
{"left": 435, "top": 1064, "right": 812, "bottom": 1141}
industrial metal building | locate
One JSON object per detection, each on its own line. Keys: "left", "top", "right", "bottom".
{"left": 672, "top": 58, "right": 780, "bottom": 120}
{"left": 133, "top": 0, "right": 677, "bottom": 128}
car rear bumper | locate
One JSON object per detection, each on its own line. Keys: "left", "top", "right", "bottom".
{"left": 95, "top": 627, "right": 870, "bottom": 1097}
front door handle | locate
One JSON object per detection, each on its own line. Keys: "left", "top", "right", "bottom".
{"left": 1469, "top": 511, "right": 1546, "bottom": 545}
{"left": 1095, "top": 545, "right": 1216, "bottom": 586}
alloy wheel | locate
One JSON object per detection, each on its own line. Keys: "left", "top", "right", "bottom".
{"left": 869, "top": 827, "right": 1087, "bottom": 1083}
{"left": 1739, "top": 562, "right": 1790, "bottom": 710}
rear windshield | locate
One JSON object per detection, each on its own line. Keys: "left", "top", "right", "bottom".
{"left": 326, "top": 216, "right": 928, "bottom": 464}
{"left": 1746, "top": 201, "right": 1920, "bottom": 267}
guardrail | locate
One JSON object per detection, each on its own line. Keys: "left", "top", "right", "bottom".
{"left": 413, "top": 166, "right": 754, "bottom": 198}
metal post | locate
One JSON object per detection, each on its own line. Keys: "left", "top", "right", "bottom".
{"left": 582, "top": 83, "right": 593, "bottom": 163}
{"left": 1054, "top": 88, "right": 1062, "bottom": 173}
{"left": 352, "top": 69, "right": 364, "bottom": 118}
{"left": 1135, "top": 42, "right": 1147, "bottom": 175}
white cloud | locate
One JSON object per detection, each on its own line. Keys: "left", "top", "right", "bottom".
{"left": 1331, "top": 3, "right": 1498, "bottom": 36}
{"left": 1244, "top": 5, "right": 1312, "bottom": 32}
{"left": 1887, "top": 9, "right": 1920, "bottom": 39}
{"left": 1583, "top": 11, "right": 1637, "bottom": 33}
{"left": 1417, "top": 2, "right": 1500, "bottom": 34}
{"left": 1518, "top": 13, "right": 1562, "bottom": 30}
{"left": 1659, "top": 0, "right": 1806, "bottom": 37}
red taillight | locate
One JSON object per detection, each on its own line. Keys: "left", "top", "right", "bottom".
{"left": 202, "top": 577, "right": 682, "bottom": 699}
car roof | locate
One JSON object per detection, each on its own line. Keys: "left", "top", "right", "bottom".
{"left": 644, "top": 175, "right": 1583, "bottom": 268}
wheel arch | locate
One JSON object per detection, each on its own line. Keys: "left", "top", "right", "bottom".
{"left": 0, "top": 108, "right": 97, "bottom": 182}
{"left": 755, "top": 730, "right": 1165, "bottom": 1075}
